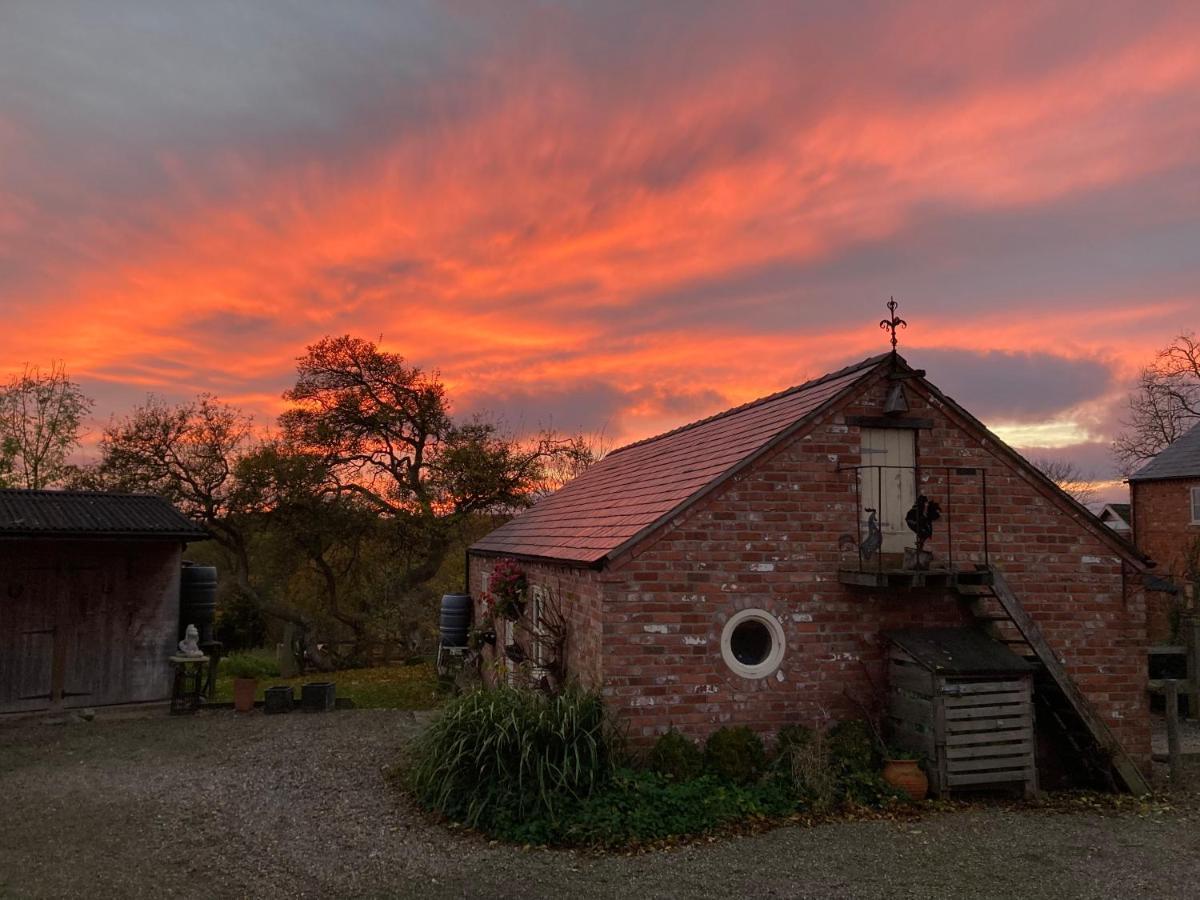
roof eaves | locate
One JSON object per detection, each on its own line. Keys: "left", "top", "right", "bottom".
{"left": 468, "top": 546, "right": 606, "bottom": 569}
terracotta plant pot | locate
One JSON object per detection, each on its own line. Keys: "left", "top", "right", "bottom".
{"left": 232, "top": 677, "right": 258, "bottom": 713}
{"left": 883, "top": 759, "right": 929, "bottom": 801}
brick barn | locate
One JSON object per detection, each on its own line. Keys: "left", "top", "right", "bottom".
{"left": 469, "top": 353, "right": 1152, "bottom": 790}
{"left": 0, "top": 489, "right": 209, "bottom": 715}
{"left": 1128, "top": 422, "right": 1200, "bottom": 642}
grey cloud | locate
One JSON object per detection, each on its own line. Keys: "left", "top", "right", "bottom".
{"left": 458, "top": 380, "right": 628, "bottom": 436}
{"left": 914, "top": 349, "right": 1115, "bottom": 423}
{"left": 457, "top": 379, "right": 730, "bottom": 439}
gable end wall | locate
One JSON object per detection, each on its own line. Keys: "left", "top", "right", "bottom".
{"left": 601, "top": 371, "right": 1150, "bottom": 765}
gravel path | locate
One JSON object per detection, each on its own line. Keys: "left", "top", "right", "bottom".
{"left": 2, "top": 710, "right": 1199, "bottom": 900}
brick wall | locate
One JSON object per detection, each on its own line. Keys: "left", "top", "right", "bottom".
{"left": 469, "top": 367, "right": 1152, "bottom": 771}
{"left": 1131, "top": 477, "right": 1200, "bottom": 641}
{"left": 599, "top": 369, "right": 1150, "bottom": 767}
{"left": 470, "top": 555, "right": 608, "bottom": 689}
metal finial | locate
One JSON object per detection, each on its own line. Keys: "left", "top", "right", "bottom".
{"left": 879, "top": 297, "right": 907, "bottom": 351}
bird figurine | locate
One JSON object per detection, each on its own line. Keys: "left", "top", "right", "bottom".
{"left": 905, "top": 495, "right": 942, "bottom": 552}
{"left": 860, "top": 508, "right": 883, "bottom": 560}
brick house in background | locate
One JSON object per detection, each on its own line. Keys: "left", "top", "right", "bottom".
{"left": 1129, "top": 423, "right": 1200, "bottom": 641}
{"left": 1098, "top": 503, "right": 1132, "bottom": 536}
{"left": 469, "top": 353, "right": 1152, "bottom": 790}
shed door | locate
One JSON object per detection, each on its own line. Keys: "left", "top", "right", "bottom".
{"left": 860, "top": 427, "right": 916, "bottom": 555}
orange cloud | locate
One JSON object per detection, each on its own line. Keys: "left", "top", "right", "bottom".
{"left": 0, "top": 3, "right": 1197, "bottom": 469}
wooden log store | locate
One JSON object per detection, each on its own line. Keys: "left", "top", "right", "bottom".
{"left": 885, "top": 627, "right": 1039, "bottom": 797}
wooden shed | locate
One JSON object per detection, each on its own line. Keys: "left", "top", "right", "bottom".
{"left": 0, "top": 489, "right": 209, "bottom": 715}
{"left": 885, "top": 627, "right": 1038, "bottom": 797}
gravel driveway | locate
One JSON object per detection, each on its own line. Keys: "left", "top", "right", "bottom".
{"left": 2, "top": 709, "right": 1198, "bottom": 900}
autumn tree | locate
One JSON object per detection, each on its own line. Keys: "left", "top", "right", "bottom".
{"left": 234, "top": 441, "right": 383, "bottom": 660}
{"left": 1113, "top": 332, "right": 1200, "bottom": 474}
{"left": 279, "top": 336, "right": 564, "bottom": 592}
{"left": 0, "top": 363, "right": 93, "bottom": 489}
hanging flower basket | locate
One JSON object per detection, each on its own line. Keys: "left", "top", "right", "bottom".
{"left": 489, "top": 557, "right": 528, "bottom": 621}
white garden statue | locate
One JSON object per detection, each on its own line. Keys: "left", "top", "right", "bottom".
{"left": 178, "top": 624, "right": 204, "bottom": 658}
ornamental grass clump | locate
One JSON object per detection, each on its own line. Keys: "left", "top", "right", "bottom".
{"left": 407, "top": 685, "right": 612, "bottom": 833}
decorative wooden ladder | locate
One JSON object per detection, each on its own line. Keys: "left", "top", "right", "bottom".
{"left": 955, "top": 567, "right": 1150, "bottom": 795}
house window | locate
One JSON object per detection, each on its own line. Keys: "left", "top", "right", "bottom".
{"left": 529, "top": 585, "right": 547, "bottom": 668}
{"left": 1192, "top": 487, "right": 1200, "bottom": 524}
{"left": 720, "top": 609, "right": 786, "bottom": 679}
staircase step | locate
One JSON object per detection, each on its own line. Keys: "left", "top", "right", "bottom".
{"left": 955, "top": 585, "right": 992, "bottom": 596}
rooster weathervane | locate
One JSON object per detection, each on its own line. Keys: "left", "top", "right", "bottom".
{"left": 880, "top": 297, "right": 907, "bottom": 351}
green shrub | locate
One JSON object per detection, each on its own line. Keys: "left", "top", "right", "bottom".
{"left": 646, "top": 729, "right": 704, "bottom": 781}
{"left": 824, "top": 719, "right": 902, "bottom": 807}
{"left": 221, "top": 652, "right": 279, "bottom": 680}
{"left": 703, "top": 726, "right": 766, "bottom": 785}
{"left": 407, "top": 686, "right": 612, "bottom": 831}
{"left": 825, "top": 719, "right": 878, "bottom": 776}
{"left": 213, "top": 588, "right": 267, "bottom": 652}
{"left": 502, "top": 768, "right": 797, "bottom": 848}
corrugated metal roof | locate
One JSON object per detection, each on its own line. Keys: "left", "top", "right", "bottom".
{"left": 1129, "top": 422, "right": 1200, "bottom": 482}
{"left": 0, "top": 489, "right": 209, "bottom": 540}
{"left": 886, "top": 627, "right": 1037, "bottom": 675}
{"left": 471, "top": 354, "right": 890, "bottom": 564}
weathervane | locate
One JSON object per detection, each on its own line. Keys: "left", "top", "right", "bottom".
{"left": 879, "top": 297, "right": 907, "bottom": 352}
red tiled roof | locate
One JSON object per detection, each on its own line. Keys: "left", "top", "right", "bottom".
{"left": 471, "top": 354, "right": 889, "bottom": 565}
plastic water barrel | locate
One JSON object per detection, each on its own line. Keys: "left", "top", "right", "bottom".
{"left": 439, "top": 593, "right": 473, "bottom": 647}
{"left": 180, "top": 563, "right": 218, "bottom": 641}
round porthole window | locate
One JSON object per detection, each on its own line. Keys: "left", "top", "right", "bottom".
{"left": 720, "top": 609, "right": 786, "bottom": 679}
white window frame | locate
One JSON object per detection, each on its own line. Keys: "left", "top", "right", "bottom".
{"left": 529, "top": 584, "right": 548, "bottom": 670}
{"left": 720, "top": 608, "right": 786, "bottom": 680}
{"left": 1192, "top": 486, "right": 1200, "bottom": 525}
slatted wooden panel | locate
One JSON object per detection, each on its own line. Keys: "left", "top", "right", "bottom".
{"left": 943, "top": 677, "right": 1036, "bottom": 790}
{"left": 886, "top": 648, "right": 938, "bottom": 759}
{"left": 888, "top": 647, "right": 1037, "bottom": 797}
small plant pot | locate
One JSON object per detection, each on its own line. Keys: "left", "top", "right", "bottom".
{"left": 264, "top": 685, "right": 294, "bottom": 715}
{"left": 301, "top": 681, "right": 336, "bottom": 712}
{"left": 232, "top": 677, "right": 258, "bottom": 713}
{"left": 883, "top": 759, "right": 929, "bottom": 801}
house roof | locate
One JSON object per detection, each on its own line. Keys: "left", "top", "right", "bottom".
{"left": 471, "top": 353, "right": 891, "bottom": 564}
{"left": 1129, "top": 422, "right": 1200, "bottom": 482}
{"left": 0, "top": 489, "right": 209, "bottom": 541}
{"left": 1099, "top": 503, "right": 1131, "bottom": 526}
{"left": 886, "top": 627, "right": 1038, "bottom": 676}
{"left": 473, "top": 350, "right": 1148, "bottom": 569}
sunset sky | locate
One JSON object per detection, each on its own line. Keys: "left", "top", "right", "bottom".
{"left": 2, "top": 2, "right": 1198, "bottom": 500}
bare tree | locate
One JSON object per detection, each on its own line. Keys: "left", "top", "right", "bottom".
{"left": 1030, "top": 456, "right": 1099, "bottom": 507}
{"left": 81, "top": 394, "right": 316, "bottom": 622}
{"left": 531, "top": 430, "right": 608, "bottom": 498}
{"left": 1114, "top": 332, "right": 1200, "bottom": 474}
{"left": 0, "top": 362, "right": 93, "bottom": 489}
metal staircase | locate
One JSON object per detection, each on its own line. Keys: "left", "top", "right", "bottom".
{"left": 955, "top": 567, "right": 1150, "bottom": 795}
